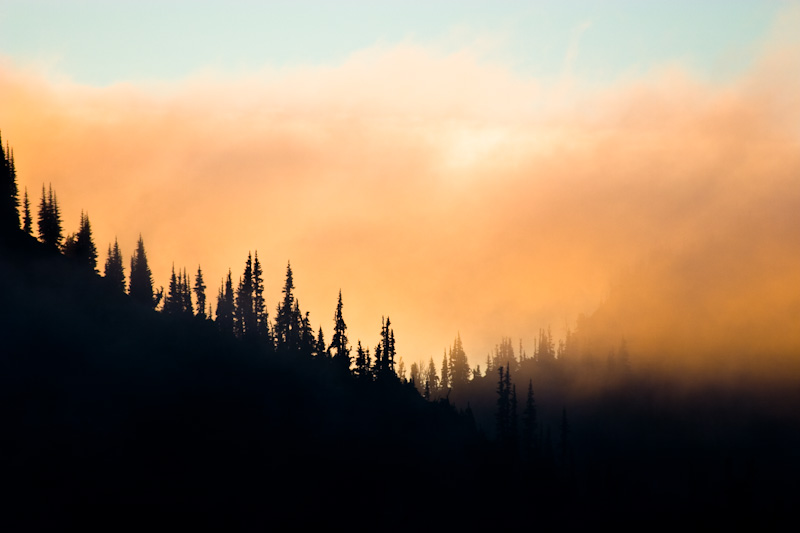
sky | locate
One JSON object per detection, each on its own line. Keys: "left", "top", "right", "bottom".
{"left": 2, "top": 1, "right": 799, "bottom": 371}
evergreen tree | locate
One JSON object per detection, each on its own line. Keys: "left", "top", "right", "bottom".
{"left": 194, "top": 265, "right": 207, "bottom": 319}
{"left": 274, "top": 262, "right": 297, "bottom": 354}
{"left": 235, "top": 253, "right": 256, "bottom": 338}
{"left": 129, "top": 235, "right": 155, "bottom": 307}
{"left": 22, "top": 187, "right": 32, "bottom": 235}
{"left": 314, "top": 326, "right": 327, "bottom": 359}
{"left": 72, "top": 211, "right": 98, "bottom": 271}
{"left": 0, "top": 133, "right": 20, "bottom": 233}
{"left": 535, "top": 327, "right": 555, "bottom": 363}
{"left": 374, "top": 316, "right": 397, "bottom": 380}
{"left": 354, "top": 340, "right": 370, "bottom": 380}
{"left": 104, "top": 238, "right": 125, "bottom": 292}
{"left": 448, "top": 333, "right": 470, "bottom": 391}
{"left": 330, "top": 290, "right": 350, "bottom": 372}
{"left": 252, "top": 252, "right": 269, "bottom": 340}
{"left": 426, "top": 357, "right": 439, "bottom": 398}
{"left": 496, "top": 366, "right": 509, "bottom": 443}
{"left": 522, "top": 379, "right": 538, "bottom": 462}
{"left": 62, "top": 232, "right": 77, "bottom": 257}
{"left": 441, "top": 350, "right": 450, "bottom": 392}
{"left": 409, "top": 362, "right": 420, "bottom": 391}
{"left": 181, "top": 268, "right": 193, "bottom": 315}
{"left": 300, "top": 309, "right": 315, "bottom": 357}
{"left": 493, "top": 337, "right": 517, "bottom": 374}
{"left": 163, "top": 265, "right": 180, "bottom": 315}
{"left": 216, "top": 270, "right": 235, "bottom": 335}
{"left": 509, "top": 384, "right": 519, "bottom": 458}
{"left": 37, "top": 184, "right": 62, "bottom": 249}
{"left": 397, "top": 356, "right": 406, "bottom": 382}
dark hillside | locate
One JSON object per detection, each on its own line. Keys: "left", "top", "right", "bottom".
{"left": 0, "top": 230, "right": 488, "bottom": 529}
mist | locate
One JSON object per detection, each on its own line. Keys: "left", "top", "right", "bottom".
{"left": 1, "top": 10, "right": 798, "bottom": 375}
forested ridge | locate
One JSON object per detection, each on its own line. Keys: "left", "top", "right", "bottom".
{"left": 2, "top": 133, "right": 799, "bottom": 528}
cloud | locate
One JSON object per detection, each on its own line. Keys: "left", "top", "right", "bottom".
{"left": 1, "top": 14, "right": 799, "bottom": 374}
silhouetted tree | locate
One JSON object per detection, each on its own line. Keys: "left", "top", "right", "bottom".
{"left": 493, "top": 337, "right": 517, "bottom": 374}
{"left": 104, "top": 238, "right": 125, "bottom": 292}
{"left": 441, "top": 351, "right": 450, "bottom": 392}
{"left": 163, "top": 265, "right": 181, "bottom": 315}
{"left": 194, "top": 266, "right": 207, "bottom": 319}
{"left": 496, "top": 366, "right": 509, "bottom": 443}
{"left": 374, "top": 316, "right": 397, "bottom": 381}
{"left": 181, "top": 268, "right": 193, "bottom": 315}
{"left": 64, "top": 211, "right": 97, "bottom": 271}
{"left": 354, "top": 340, "right": 371, "bottom": 380}
{"left": 234, "top": 253, "right": 257, "bottom": 338}
{"left": 522, "top": 379, "right": 538, "bottom": 462}
{"left": 216, "top": 270, "right": 235, "bottom": 335}
{"left": 409, "top": 362, "right": 421, "bottom": 393}
{"left": 129, "top": 235, "right": 156, "bottom": 308}
{"left": 426, "top": 357, "right": 439, "bottom": 398}
{"left": 252, "top": 252, "right": 270, "bottom": 342}
{"left": 330, "top": 290, "right": 350, "bottom": 371}
{"left": 21, "top": 187, "right": 32, "bottom": 235}
{"left": 300, "top": 309, "right": 315, "bottom": 356}
{"left": 274, "top": 262, "right": 301, "bottom": 355}
{"left": 37, "top": 184, "right": 62, "bottom": 250}
{"left": 448, "top": 333, "right": 470, "bottom": 391}
{"left": 535, "top": 328, "right": 555, "bottom": 363}
{"left": 509, "top": 384, "right": 519, "bottom": 458}
{"left": 0, "top": 133, "right": 19, "bottom": 233}
{"left": 496, "top": 363, "right": 517, "bottom": 452}
{"left": 314, "top": 326, "right": 327, "bottom": 359}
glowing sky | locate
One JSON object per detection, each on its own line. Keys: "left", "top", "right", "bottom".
{"left": 2, "top": 2, "right": 799, "bottom": 368}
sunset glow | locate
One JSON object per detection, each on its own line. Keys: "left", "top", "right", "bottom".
{"left": 2, "top": 1, "right": 799, "bottom": 374}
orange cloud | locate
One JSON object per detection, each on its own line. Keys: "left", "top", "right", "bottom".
{"left": 1, "top": 16, "right": 799, "bottom": 373}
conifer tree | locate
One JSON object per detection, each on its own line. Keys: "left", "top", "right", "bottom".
{"left": 496, "top": 366, "right": 509, "bottom": 443}
{"left": 73, "top": 211, "right": 98, "bottom": 271}
{"left": 194, "top": 265, "right": 207, "bottom": 319}
{"left": 330, "top": 290, "right": 350, "bottom": 372}
{"left": 409, "top": 362, "right": 422, "bottom": 393}
{"left": 509, "top": 383, "right": 519, "bottom": 457}
{"left": 426, "top": 357, "right": 439, "bottom": 397}
{"left": 216, "top": 270, "right": 235, "bottom": 334}
{"left": 22, "top": 187, "right": 32, "bottom": 235}
{"left": 0, "top": 133, "right": 20, "bottom": 233}
{"left": 397, "top": 357, "right": 406, "bottom": 382}
{"left": 522, "top": 379, "right": 538, "bottom": 462}
{"left": 535, "top": 327, "right": 555, "bottom": 363}
{"left": 37, "top": 184, "right": 62, "bottom": 249}
{"left": 129, "top": 235, "right": 155, "bottom": 307}
{"left": 181, "top": 268, "right": 193, "bottom": 315}
{"left": 300, "top": 309, "right": 315, "bottom": 356}
{"left": 163, "top": 265, "right": 180, "bottom": 315}
{"left": 375, "top": 316, "right": 397, "bottom": 380}
{"left": 235, "top": 253, "right": 256, "bottom": 338}
{"left": 354, "top": 340, "right": 370, "bottom": 380}
{"left": 314, "top": 327, "right": 327, "bottom": 359}
{"left": 274, "top": 262, "right": 297, "bottom": 354}
{"left": 252, "top": 252, "right": 269, "bottom": 339}
{"left": 449, "top": 333, "right": 471, "bottom": 390}
{"left": 441, "top": 350, "right": 450, "bottom": 392}
{"left": 104, "top": 238, "right": 125, "bottom": 292}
